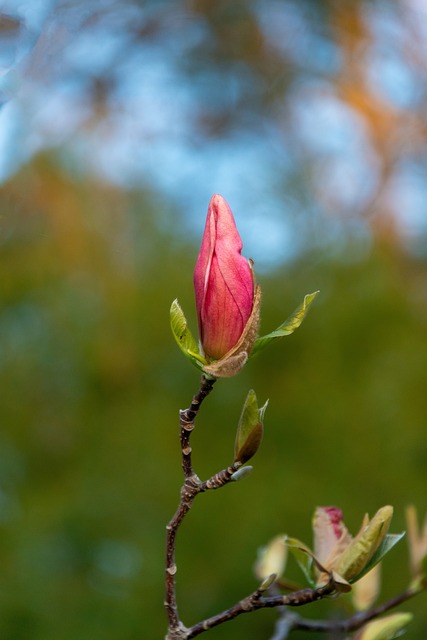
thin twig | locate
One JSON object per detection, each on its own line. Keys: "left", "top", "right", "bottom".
{"left": 292, "top": 586, "right": 421, "bottom": 634}
{"left": 164, "top": 375, "right": 424, "bottom": 640}
{"left": 199, "top": 464, "right": 240, "bottom": 491}
{"left": 268, "top": 583, "right": 298, "bottom": 640}
{"left": 165, "top": 375, "right": 216, "bottom": 638}
{"left": 186, "top": 583, "right": 423, "bottom": 639}
{"left": 186, "top": 583, "right": 335, "bottom": 638}
{"left": 269, "top": 611, "right": 299, "bottom": 640}
{"left": 179, "top": 375, "right": 216, "bottom": 479}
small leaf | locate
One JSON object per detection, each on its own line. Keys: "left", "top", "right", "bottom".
{"left": 285, "top": 537, "right": 316, "bottom": 586}
{"left": 252, "top": 291, "right": 319, "bottom": 356}
{"left": 354, "top": 613, "right": 413, "bottom": 640}
{"left": 170, "top": 299, "right": 207, "bottom": 370}
{"left": 234, "top": 390, "right": 267, "bottom": 464}
{"left": 351, "top": 533, "right": 405, "bottom": 583}
{"left": 336, "top": 506, "right": 394, "bottom": 583}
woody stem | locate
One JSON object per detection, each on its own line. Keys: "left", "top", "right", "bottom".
{"left": 165, "top": 375, "right": 216, "bottom": 637}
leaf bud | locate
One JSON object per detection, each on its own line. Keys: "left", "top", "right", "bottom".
{"left": 234, "top": 390, "right": 267, "bottom": 465}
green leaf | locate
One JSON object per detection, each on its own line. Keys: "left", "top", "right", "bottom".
{"left": 352, "top": 533, "right": 405, "bottom": 583}
{"left": 170, "top": 299, "right": 207, "bottom": 370}
{"left": 251, "top": 291, "right": 320, "bottom": 356}
{"left": 355, "top": 613, "right": 413, "bottom": 640}
{"left": 234, "top": 390, "right": 267, "bottom": 465}
{"left": 285, "top": 537, "right": 316, "bottom": 586}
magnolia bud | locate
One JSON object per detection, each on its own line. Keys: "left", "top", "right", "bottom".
{"left": 313, "top": 506, "right": 352, "bottom": 568}
{"left": 194, "top": 195, "right": 255, "bottom": 362}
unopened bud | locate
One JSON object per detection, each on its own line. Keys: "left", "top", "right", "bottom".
{"left": 234, "top": 390, "right": 267, "bottom": 465}
{"left": 194, "top": 195, "right": 258, "bottom": 373}
{"left": 203, "top": 286, "right": 261, "bottom": 378}
{"left": 313, "top": 506, "right": 351, "bottom": 566}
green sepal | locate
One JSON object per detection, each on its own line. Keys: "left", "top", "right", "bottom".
{"left": 170, "top": 299, "right": 207, "bottom": 370}
{"left": 351, "top": 533, "right": 405, "bottom": 584}
{"left": 251, "top": 291, "right": 320, "bottom": 356}
{"left": 285, "top": 537, "right": 316, "bottom": 586}
{"left": 234, "top": 390, "right": 268, "bottom": 465}
{"left": 330, "top": 571, "right": 352, "bottom": 593}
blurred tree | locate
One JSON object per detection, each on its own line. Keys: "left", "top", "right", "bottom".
{"left": 0, "top": 0, "right": 427, "bottom": 638}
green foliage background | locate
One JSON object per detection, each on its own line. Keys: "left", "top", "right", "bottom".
{"left": 1, "top": 1, "right": 427, "bottom": 638}
{"left": 1, "top": 159, "right": 426, "bottom": 639}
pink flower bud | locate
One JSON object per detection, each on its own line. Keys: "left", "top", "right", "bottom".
{"left": 194, "top": 195, "right": 254, "bottom": 360}
{"left": 324, "top": 507, "right": 345, "bottom": 539}
{"left": 313, "top": 506, "right": 351, "bottom": 573}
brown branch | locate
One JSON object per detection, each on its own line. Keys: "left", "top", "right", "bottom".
{"left": 199, "top": 464, "right": 240, "bottom": 491}
{"left": 165, "top": 375, "right": 216, "bottom": 638}
{"left": 348, "top": 587, "right": 420, "bottom": 630}
{"left": 185, "top": 582, "right": 423, "bottom": 639}
{"left": 186, "top": 583, "right": 335, "bottom": 638}
{"left": 164, "top": 374, "right": 425, "bottom": 640}
{"left": 269, "top": 586, "right": 423, "bottom": 640}
{"left": 179, "top": 375, "right": 216, "bottom": 479}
